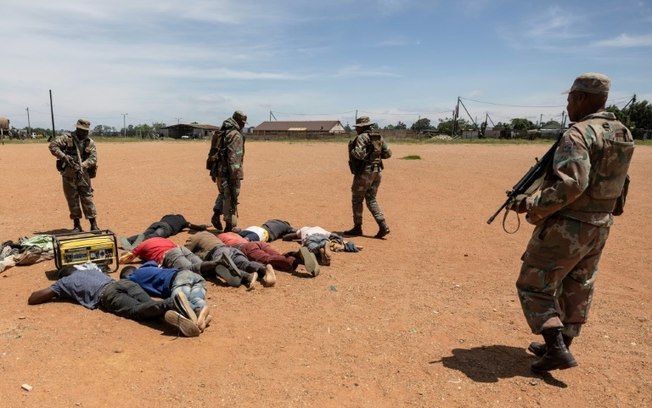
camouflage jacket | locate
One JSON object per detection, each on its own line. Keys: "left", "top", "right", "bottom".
{"left": 349, "top": 131, "right": 392, "bottom": 173}
{"left": 525, "top": 111, "right": 634, "bottom": 226}
{"left": 212, "top": 117, "right": 245, "bottom": 180}
{"left": 48, "top": 131, "right": 97, "bottom": 177}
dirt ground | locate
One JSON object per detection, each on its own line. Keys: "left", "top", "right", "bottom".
{"left": 0, "top": 140, "right": 650, "bottom": 408}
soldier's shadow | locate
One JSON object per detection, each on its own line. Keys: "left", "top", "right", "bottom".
{"left": 430, "top": 344, "right": 567, "bottom": 388}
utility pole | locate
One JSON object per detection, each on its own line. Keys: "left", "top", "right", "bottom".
{"left": 26, "top": 107, "right": 31, "bottom": 137}
{"left": 452, "top": 97, "right": 460, "bottom": 137}
{"left": 175, "top": 117, "right": 181, "bottom": 125}
{"left": 122, "top": 113, "right": 128, "bottom": 137}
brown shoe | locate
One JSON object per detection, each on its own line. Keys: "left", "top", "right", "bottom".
{"left": 173, "top": 292, "right": 198, "bottom": 325}
{"left": 164, "top": 310, "right": 200, "bottom": 337}
{"left": 299, "top": 247, "right": 320, "bottom": 277}
{"left": 319, "top": 246, "right": 331, "bottom": 266}
{"left": 262, "top": 264, "right": 276, "bottom": 287}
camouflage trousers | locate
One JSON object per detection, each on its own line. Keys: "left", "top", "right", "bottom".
{"left": 61, "top": 174, "right": 96, "bottom": 219}
{"left": 213, "top": 177, "right": 241, "bottom": 227}
{"left": 516, "top": 215, "right": 610, "bottom": 336}
{"left": 351, "top": 170, "right": 384, "bottom": 226}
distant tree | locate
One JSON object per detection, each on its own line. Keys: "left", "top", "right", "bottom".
{"left": 411, "top": 118, "right": 432, "bottom": 133}
{"left": 608, "top": 98, "right": 652, "bottom": 138}
{"left": 395, "top": 121, "right": 407, "bottom": 130}
{"left": 510, "top": 118, "right": 536, "bottom": 131}
{"left": 344, "top": 123, "right": 352, "bottom": 133}
{"left": 626, "top": 99, "right": 652, "bottom": 129}
{"left": 92, "top": 124, "right": 118, "bottom": 137}
{"left": 134, "top": 123, "right": 153, "bottom": 138}
{"left": 541, "top": 120, "right": 562, "bottom": 129}
{"left": 436, "top": 117, "right": 471, "bottom": 136}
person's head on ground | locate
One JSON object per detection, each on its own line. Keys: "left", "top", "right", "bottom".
{"left": 354, "top": 116, "right": 374, "bottom": 134}
{"left": 75, "top": 118, "right": 91, "bottom": 139}
{"left": 120, "top": 265, "right": 137, "bottom": 279}
{"left": 57, "top": 265, "right": 78, "bottom": 279}
{"left": 565, "top": 73, "right": 610, "bottom": 122}
{"left": 232, "top": 111, "right": 247, "bottom": 129}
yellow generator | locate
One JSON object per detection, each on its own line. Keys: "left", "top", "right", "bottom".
{"left": 52, "top": 230, "right": 119, "bottom": 272}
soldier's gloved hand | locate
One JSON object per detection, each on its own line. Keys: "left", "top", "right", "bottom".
{"left": 64, "top": 156, "right": 80, "bottom": 171}
{"left": 510, "top": 198, "right": 528, "bottom": 214}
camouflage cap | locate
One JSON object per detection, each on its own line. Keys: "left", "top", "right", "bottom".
{"left": 354, "top": 116, "right": 375, "bottom": 127}
{"left": 232, "top": 110, "right": 247, "bottom": 122}
{"left": 566, "top": 73, "right": 611, "bottom": 95}
{"left": 75, "top": 118, "right": 91, "bottom": 131}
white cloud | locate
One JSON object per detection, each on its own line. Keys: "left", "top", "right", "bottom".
{"left": 593, "top": 33, "right": 652, "bottom": 47}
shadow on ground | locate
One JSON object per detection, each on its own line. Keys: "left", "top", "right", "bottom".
{"left": 430, "top": 344, "right": 568, "bottom": 388}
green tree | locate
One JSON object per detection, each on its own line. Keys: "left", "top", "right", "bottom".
{"left": 541, "top": 120, "right": 562, "bottom": 129}
{"left": 395, "top": 121, "right": 407, "bottom": 130}
{"left": 411, "top": 118, "right": 432, "bottom": 133}
{"left": 436, "top": 117, "right": 471, "bottom": 136}
{"left": 510, "top": 118, "right": 536, "bottom": 131}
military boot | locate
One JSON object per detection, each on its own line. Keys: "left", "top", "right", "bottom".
{"left": 374, "top": 220, "right": 390, "bottom": 239}
{"left": 343, "top": 224, "right": 363, "bottom": 236}
{"left": 211, "top": 212, "right": 223, "bottom": 231}
{"left": 528, "top": 334, "right": 573, "bottom": 357}
{"left": 531, "top": 328, "right": 578, "bottom": 373}
{"left": 89, "top": 218, "right": 100, "bottom": 231}
{"left": 72, "top": 218, "right": 83, "bottom": 233}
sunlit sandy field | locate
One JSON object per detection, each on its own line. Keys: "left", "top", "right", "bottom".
{"left": 0, "top": 140, "right": 650, "bottom": 407}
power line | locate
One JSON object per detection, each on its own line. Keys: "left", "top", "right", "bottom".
{"left": 459, "top": 97, "right": 564, "bottom": 108}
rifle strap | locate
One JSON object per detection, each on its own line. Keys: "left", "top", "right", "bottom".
{"left": 501, "top": 206, "right": 521, "bottom": 234}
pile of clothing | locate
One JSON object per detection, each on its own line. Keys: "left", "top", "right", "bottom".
{"left": 0, "top": 235, "right": 54, "bottom": 273}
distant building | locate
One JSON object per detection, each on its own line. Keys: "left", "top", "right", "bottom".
{"left": 160, "top": 123, "right": 219, "bottom": 139}
{"left": 252, "top": 121, "right": 346, "bottom": 139}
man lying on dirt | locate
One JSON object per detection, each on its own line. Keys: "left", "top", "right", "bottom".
{"left": 218, "top": 231, "right": 320, "bottom": 277}
{"left": 184, "top": 231, "right": 276, "bottom": 289}
{"left": 119, "top": 236, "right": 219, "bottom": 276}
{"left": 27, "top": 262, "right": 200, "bottom": 337}
{"left": 120, "top": 262, "right": 212, "bottom": 332}
{"left": 120, "top": 214, "right": 208, "bottom": 250}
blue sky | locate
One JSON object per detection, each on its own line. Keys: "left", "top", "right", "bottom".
{"left": 1, "top": 0, "right": 651, "bottom": 131}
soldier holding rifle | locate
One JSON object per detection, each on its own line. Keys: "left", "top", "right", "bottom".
{"left": 510, "top": 73, "right": 634, "bottom": 373}
{"left": 207, "top": 110, "right": 247, "bottom": 233}
{"left": 49, "top": 118, "right": 100, "bottom": 232}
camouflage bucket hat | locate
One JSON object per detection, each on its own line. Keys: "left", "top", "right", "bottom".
{"left": 565, "top": 73, "right": 611, "bottom": 95}
{"left": 354, "top": 116, "right": 375, "bottom": 127}
{"left": 76, "top": 118, "right": 91, "bottom": 131}
{"left": 232, "top": 110, "right": 247, "bottom": 123}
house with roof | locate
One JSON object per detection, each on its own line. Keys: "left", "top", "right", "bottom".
{"left": 252, "top": 120, "right": 346, "bottom": 139}
{"left": 160, "top": 123, "right": 219, "bottom": 139}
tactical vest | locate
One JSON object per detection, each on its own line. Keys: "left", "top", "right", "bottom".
{"left": 56, "top": 134, "right": 93, "bottom": 175}
{"left": 368, "top": 132, "right": 383, "bottom": 165}
{"left": 63, "top": 135, "right": 92, "bottom": 162}
{"left": 563, "top": 118, "right": 634, "bottom": 213}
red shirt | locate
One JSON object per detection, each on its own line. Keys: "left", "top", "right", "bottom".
{"left": 132, "top": 237, "right": 177, "bottom": 264}
{"left": 218, "top": 232, "right": 248, "bottom": 246}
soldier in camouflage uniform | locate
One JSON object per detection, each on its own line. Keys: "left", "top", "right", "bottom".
{"left": 49, "top": 119, "right": 100, "bottom": 232}
{"left": 207, "top": 111, "right": 247, "bottom": 232}
{"left": 513, "top": 73, "right": 634, "bottom": 373}
{"left": 343, "top": 116, "right": 392, "bottom": 239}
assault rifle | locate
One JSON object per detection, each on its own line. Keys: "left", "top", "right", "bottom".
{"left": 486, "top": 136, "right": 561, "bottom": 232}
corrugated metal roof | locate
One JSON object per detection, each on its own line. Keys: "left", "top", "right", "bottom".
{"left": 254, "top": 121, "right": 342, "bottom": 132}
{"left": 162, "top": 123, "right": 219, "bottom": 130}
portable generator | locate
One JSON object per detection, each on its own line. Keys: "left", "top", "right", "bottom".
{"left": 52, "top": 230, "right": 119, "bottom": 272}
